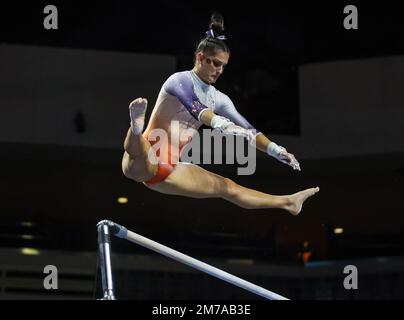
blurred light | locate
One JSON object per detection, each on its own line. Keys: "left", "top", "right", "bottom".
{"left": 21, "top": 248, "right": 40, "bottom": 256}
{"left": 21, "top": 222, "right": 34, "bottom": 227}
{"left": 21, "top": 235, "right": 34, "bottom": 240}
{"left": 117, "top": 197, "right": 128, "bottom": 204}
{"left": 334, "top": 228, "right": 344, "bottom": 234}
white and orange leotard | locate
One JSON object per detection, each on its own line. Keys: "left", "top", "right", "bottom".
{"left": 143, "top": 70, "right": 259, "bottom": 185}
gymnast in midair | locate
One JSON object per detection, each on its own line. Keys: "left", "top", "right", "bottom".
{"left": 122, "top": 12, "right": 319, "bottom": 215}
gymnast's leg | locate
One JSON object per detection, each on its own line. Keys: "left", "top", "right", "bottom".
{"left": 121, "top": 98, "right": 158, "bottom": 182}
{"left": 145, "top": 162, "right": 319, "bottom": 216}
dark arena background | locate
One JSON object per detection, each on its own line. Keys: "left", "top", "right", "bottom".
{"left": 1, "top": 1, "right": 404, "bottom": 302}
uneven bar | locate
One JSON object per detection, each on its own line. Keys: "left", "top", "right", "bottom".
{"left": 97, "top": 220, "right": 289, "bottom": 300}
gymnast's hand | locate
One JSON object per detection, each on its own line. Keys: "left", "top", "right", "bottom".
{"left": 267, "top": 142, "right": 301, "bottom": 171}
{"left": 210, "top": 115, "right": 252, "bottom": 140}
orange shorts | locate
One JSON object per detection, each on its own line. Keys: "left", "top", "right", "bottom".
{"left": 144, "top": 140, "right": 177, "bottom": 185}
{"left": 144, "top": 162, "right": 176, "bottom": 185}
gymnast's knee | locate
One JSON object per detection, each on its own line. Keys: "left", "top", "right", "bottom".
{"left": 122, "top": 154, "right": 146, "bottom": 182}
{"left": 122, "top": 158, "right": 134, "bottom": 180}
{"left": 221, "top": 177, "right": 238, "bottom": 198}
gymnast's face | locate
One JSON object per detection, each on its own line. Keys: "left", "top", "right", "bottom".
{"left": 195, "top": 50, "right": 229, "bottom": 84}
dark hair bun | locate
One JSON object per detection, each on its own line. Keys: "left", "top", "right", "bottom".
{"left": 209, "top": 12, "right": 225, "bottom": 36}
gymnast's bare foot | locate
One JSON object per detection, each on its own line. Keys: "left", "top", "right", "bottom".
{"left": 129, "top": 97, "right": 148, "bottom": 135}
{"left": 285, "top": 187, "right": 320, "bottom": 216}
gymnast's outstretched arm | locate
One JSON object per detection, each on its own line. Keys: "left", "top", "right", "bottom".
{"left": 199, "top": 107, "right": 301, "bottom": 171}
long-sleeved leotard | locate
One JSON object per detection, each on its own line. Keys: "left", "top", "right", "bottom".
{"left": 143, "top": 70, "right": 259, "bottom": 185}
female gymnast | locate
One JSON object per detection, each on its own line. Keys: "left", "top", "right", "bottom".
{"left": 122, "top": 12, "right": 319, "bottom": 216}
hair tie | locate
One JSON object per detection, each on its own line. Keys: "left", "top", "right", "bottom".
{"left": 206, "top": 29, "right": 227, "bottom": 41}
{"left": 206, "top": 29, "right": 215, "bottom": 38}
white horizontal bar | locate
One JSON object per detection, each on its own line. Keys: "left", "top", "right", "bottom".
{"left": 122, "top": 229, "right": 288, "bottom": 300}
